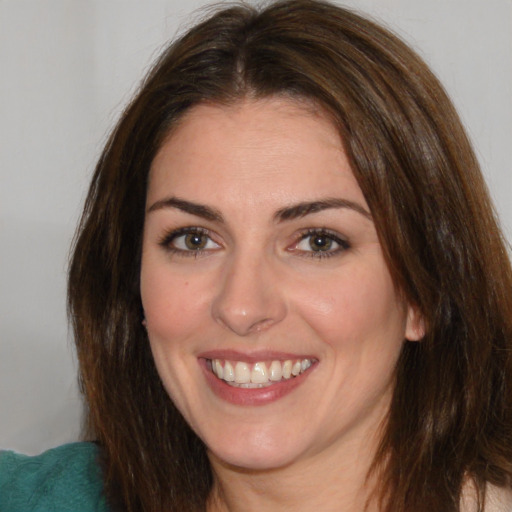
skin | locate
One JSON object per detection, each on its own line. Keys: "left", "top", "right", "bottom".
{"left": 140, "top": 97, "right": 424, "bottom": 511}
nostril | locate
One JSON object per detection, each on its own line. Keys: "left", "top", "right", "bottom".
{"left": 250, "top": 318, "right": 274, "bottom": 333}
{"left": 213, "top": 311, "right": 275, "bottom": 337}
{"left": 210, "top": 262, "right": 287, "bottom": 336}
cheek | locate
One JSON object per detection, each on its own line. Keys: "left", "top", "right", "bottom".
{"left": 140, "top": 260, "right": 208, "bottom": 344}
{"left": 293, "top": 261, "right": 405, "bottom": 346}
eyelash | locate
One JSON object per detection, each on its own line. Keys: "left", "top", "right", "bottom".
{"left": 158, "top": 227, "right": 350, "bottom": 259}
{"left": 158, "top": 227, "right": 218, "bottom": 258}
{"left": 293, "top": 228, "right": 350, "bottom": 259}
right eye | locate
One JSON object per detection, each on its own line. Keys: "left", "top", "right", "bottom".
{"left": 160, "top": 228, "right": 220, "bottom": 256}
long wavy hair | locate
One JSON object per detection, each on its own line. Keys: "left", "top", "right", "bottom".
{"left": 68, "top": 1, "right": 512, "bottom": 510}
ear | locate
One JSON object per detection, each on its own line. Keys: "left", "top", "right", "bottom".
{"left": 405, "top": 304, "right": 425, "bottom": 342}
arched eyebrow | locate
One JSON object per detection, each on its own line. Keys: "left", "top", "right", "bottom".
{"left": 147, "top": 197, "right": 223, "bottom": 222}
{"left": 274, "top": 198, "right": 372, "bottom": 222}
{"left": 146, "top": 196, "right": 371, "bottom": 222}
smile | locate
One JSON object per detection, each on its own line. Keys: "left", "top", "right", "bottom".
{"left": 209, "top": 358, "right": 314, "bottom": 388}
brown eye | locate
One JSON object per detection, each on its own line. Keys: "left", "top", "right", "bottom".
{"left": 309, "top": 234, "right": 333, "bottom": 252}
{"left": 292, "top": 229, "right": 350, "bottom": 259}
{"left": 184, "top": 232, "right": 208, "bottom": 250}
{"left": 160, "top": 228, "right": 221, "bottom": 255}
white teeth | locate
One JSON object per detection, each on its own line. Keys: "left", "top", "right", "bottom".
{"left": 211, "top": 358, "right": 313, "bottom": 385}
{"left": 214, "top": 360, "right": 223, "bottom": 380}
{"left": 251, "top": 362, "right": 268, "bottom": 384}
{"left": 301, "top": 359, "right": 312, "bottom": 371}
{"left": 234, "top": 362, "right": 251, "bottom": 384}
{"left": 223, "top": 361, "right": 235, "bottom": 382}
{"left": 282, "top": 360, "right": 292, "bottom": 379}
{"left": 269, "top": 360, "right": 282, "bottom": 381}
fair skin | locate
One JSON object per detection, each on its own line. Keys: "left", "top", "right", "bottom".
{"left": 140, "top": 97, "right": 423, "bottom": 512}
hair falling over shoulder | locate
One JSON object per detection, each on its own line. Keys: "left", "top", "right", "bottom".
{"left": 68, "top": 1, "right": 512, "bottom": 510}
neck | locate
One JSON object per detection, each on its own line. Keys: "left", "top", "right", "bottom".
{"left": 206, "top": 423, "right": 384, "bottom": 512}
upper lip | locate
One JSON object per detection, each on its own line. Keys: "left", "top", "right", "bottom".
{"left": 198, "top": 349, "right": 317, "bottom": 363}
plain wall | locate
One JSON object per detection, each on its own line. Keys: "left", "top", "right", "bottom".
{"left": 1, "top": 0, "right": 511, "bottom": 455}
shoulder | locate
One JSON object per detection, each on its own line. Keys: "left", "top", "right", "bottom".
{"left": 0, "top": 442, "right": 109, "bottom": 512}
{"left": 462, "top": 481, "right": 512, "bottom": 512}
{"left": 485, "top": 484, "right": 512, "bottom": 512}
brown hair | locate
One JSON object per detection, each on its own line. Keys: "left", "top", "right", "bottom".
{"left": 68, "top": 1, "right": 512, "bottom": 510}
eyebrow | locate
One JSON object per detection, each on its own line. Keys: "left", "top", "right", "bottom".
{"left": 147, "top": 196, "right": 372, "bottom": 222}
{"left": 147, "top": 197, "right": 223, "bottom": 222}
{"left": 274, "top": 198, "right": 372, "bottom": 222}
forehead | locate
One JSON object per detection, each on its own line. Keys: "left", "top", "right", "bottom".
{"left": 147, "top": 97, "right": 367, "bottom": 212}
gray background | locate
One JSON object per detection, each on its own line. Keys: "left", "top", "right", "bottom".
{"left": 1, "top": 0, "right": 511, "bottom": 455}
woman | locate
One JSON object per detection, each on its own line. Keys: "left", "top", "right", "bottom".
{"left": 2, "top": 0, "right": 512, "bottom": 511}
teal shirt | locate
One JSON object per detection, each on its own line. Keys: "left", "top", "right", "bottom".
{"left": 0, "top": 442, "right": 109, "bottom": 511}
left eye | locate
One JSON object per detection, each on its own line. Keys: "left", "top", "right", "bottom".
{"left": 294, "top": 231, "right": 349, "bottom": 254}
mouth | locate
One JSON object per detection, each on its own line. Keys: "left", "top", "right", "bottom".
{"left": 206, "top": 357, "right": 316, "bottom": 388}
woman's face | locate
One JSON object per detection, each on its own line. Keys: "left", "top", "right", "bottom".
{"left": 140, "top": 97, "right": 422, "bottom": 472}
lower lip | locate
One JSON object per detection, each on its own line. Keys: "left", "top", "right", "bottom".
{"left": 200, "top": 359, "right": 315, "bottom": 406}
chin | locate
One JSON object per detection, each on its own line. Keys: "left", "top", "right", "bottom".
{"left": 204, "top": 425, "right": 311, "bottom": 472}
{"left": 209, "top": 448, "right": 299, "bottom": 472}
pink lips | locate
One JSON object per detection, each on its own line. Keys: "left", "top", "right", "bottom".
{"left": 198, "top": 350, "right": 317, "bottom": 406}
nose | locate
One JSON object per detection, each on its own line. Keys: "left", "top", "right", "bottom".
{"left": 211, "top": 251, "right": 287, "bottom": 337}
